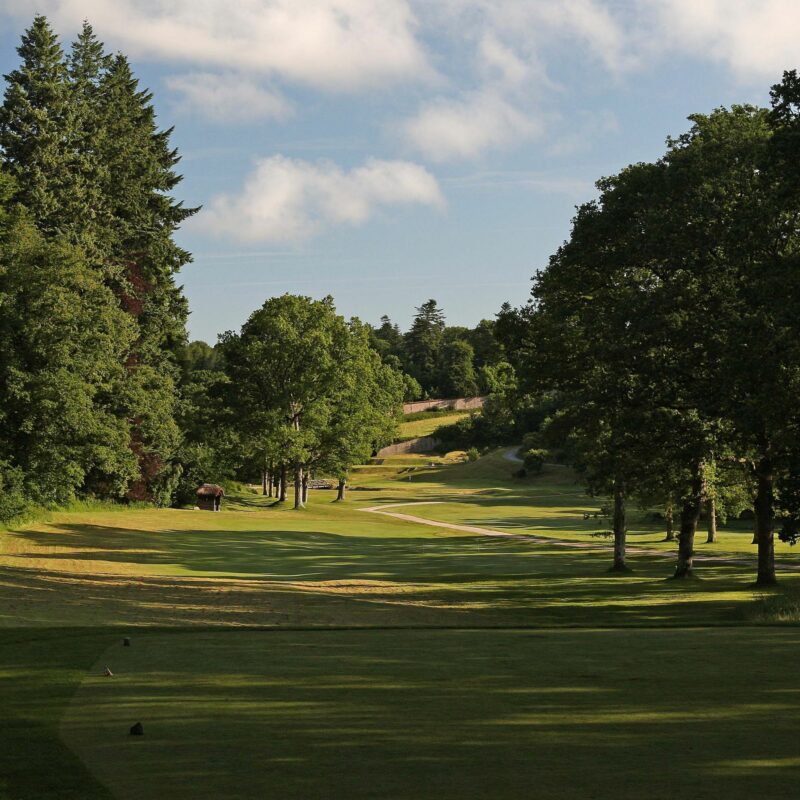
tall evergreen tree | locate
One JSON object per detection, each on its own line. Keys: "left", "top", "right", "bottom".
{"left": 65, "top": 20, "right": 111, "bottom": 259}
{"left": 0, "top": 173, "right": 138, "bottom": 508}
{"left": 1, "top": 17, "right": 197, "bottom": 505}
{"left": 92, "top": 53, "right": 197, "bottom": 500}
{"left": 404, "top": 299, "right": 446, "bottom": 396}
{"left": 0, "top": 16, "right": 73, "bottom": 236}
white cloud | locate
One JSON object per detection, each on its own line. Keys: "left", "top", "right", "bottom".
{"left": 398, "top": 0, "right": 628, "bottom": 162}
{"left": 402, "top": 90, "right": 543, "bottom": 162}
{"left": 203, "top": 155, "right": 444, "bottom": 242}
{"left": 477, "top": 33, "right": 536, "bottom": 87}
{"left": 0, "top": 0, "right": 434, "bottom": 91}
{"left": 166, "top": 73, "right": 292, "bottom": 122}
{"left": 446, "top": 170, "right": 595, "bottom": 198}
{"left": 4, "top": 0, "right": 799, "bottom": 163}
{"left": 651, "top": 0, "right": 800, "bottom": 80}
{"left": 420, "top": 0, "right": 634, "bottom": 75}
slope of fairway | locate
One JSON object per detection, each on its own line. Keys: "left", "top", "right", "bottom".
{"left": 2, "top": 458, "right": 795, "bottom": 630}
{"left": 396, "top": 411, "right": 470, "bottom": 440}
{"left": 2, "top": 448, "right": 800, "bottom": 799}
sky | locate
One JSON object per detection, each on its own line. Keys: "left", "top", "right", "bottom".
{"left": 0, "top": 0, "right": 797, "bottom": 343}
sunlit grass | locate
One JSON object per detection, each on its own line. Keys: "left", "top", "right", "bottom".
{"left": 396, "top": 411, "right": 470, "bottom": 440}
{"left": 2, "top": 447, "right": 800, "bottom": 798}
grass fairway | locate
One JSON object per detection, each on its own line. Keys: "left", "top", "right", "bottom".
{"left": 2, "top": 449, "right": 800, "bottom": 798}
{"left": 61, "top": 628, "right": 800, "bottom": 800}
{"left": 396, "top": 410, "right": 470, "bottom": 440}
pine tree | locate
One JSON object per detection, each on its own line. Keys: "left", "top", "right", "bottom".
{"left": 65, "top": 21, "right": 111, "bottom": 260}
{"left": 0, "top": 16, "right": 73, "bottom": 236}
{"left": 93, "top": 54, "right": 197, "bottom": 501}
{"left": 404, "top": 299, "right": 446, "bottom": 395}
{"left": 1, "top": 17, "right": 197, "bottom": 505}
{"left": 0, "top": 173, "right": 139, "bottom": 506}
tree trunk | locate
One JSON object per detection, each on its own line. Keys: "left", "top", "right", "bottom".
{"left": 337, "top": 477, "right": 347, "bottom": 501}
{"left": 279, "top": 465, "right": 287, "bottom": 502}
{"left": 267, "top": 461, "right": 274, "bottom": 498}
{"left": 754, "top": 459, "right": 777, "bottom": 586}
{"left": 294, "top": 467, "right": 304, "bottom": 510}
{"left": 610, "top": 483, "right": 628, "bottom": 572}
{"left": 302, "top": 472, "right": 309, "bottom": 505}
{"left": 706, "top": 498, "right": 717, "bottom": 543}
{"left": 261, "top": 469, "right": 268, "bottom": 496}
{"left": 752, "top": 513, "right": 759, "bottom": 545}
{"left": 674, "top": 478, "right": 702, "bottom": 578}
{"left": 664, "top": 502, "right": 675, "bottom": 542}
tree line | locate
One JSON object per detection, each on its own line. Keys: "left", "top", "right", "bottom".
{"left": 0, "top": 17, "right": 403, "bottom": 519}
{"left": 4, "top": 14, "right": 800, "bottom": 592}
{"left": 496, "top": 75, "right": 800, "bottom": 586}
{"left": 370, "top": 300, "right": 505, "bottom": 400}
{"left": 0, "top": 16, "right": 193, "bottom": 517}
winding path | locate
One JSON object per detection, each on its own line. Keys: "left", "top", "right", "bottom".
{"left": 360, "top": 500, "right": 800, "bottom": 572}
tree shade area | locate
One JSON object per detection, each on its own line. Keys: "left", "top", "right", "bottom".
{"left": 3, "top": 453, "right": 800, "bottom": 798}
{"left": 3, "top": 12, "right": 800, "bottom": 800}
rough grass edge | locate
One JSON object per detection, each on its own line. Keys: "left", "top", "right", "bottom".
{"left": 0, "top": 498, "right": 152, "bottom": 532}
{"left": 748, "top": 586, "right": 800, "bottom": 623}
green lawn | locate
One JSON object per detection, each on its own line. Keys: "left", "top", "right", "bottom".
{"left": 1, "top": 449, "right": 800, "bottom": 798}
{"left": 396, "top": 410, "right": 470, "bottom": 440}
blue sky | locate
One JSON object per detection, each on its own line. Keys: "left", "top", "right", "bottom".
{"left": 0, "top": 1, "right": 795, "bottom": 342}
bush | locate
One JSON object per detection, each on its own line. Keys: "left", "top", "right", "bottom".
{"left": 466, "top": 447, "right": 480, "bottom": 462}
{"left": 521, "top": 431, "right": 542, "bottom": 451}
{"left": 523, "top": 448, "right": 547, "bottom": 474}
{"left": 0, "top": 462, "right": 32, "bottom": 525}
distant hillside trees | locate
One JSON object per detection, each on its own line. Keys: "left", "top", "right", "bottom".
{"left": 371, "top": 300, "right": 506, "bottom": 399}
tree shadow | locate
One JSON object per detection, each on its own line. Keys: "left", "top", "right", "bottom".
{"left": 58, "top": 627, "right": 800, "bottom": 800}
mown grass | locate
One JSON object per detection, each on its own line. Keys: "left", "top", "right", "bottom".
{"left": 396, "top": 410, "right": 470, "bottom": 441}
{"left": 1, "top": 448, "right": 799, "bottom": 798}
{"left": 58, "top": 627, "right": 800, "bottom": 800}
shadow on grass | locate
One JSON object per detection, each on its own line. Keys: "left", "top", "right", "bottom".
{"left": 0, "top": 519, "right": 776, "bottom": 628}
{"left": 58, "top": 627, "right": 800, "bottom": 800}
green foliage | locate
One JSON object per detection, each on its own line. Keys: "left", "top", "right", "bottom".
{"left": 0, "top": 460, "right": 31, "bottom": 523}
{"left": 0, "top": 187, "right": 138, "bottom": 507}
{"left": 370, "top": 306, "right": 506, "bottom": 400}
{"left": 523, "top": 448, "right": 547, "bottom": 474}
{"left": 403, "top": 299, "right": 446, "bottom": 395}
{"left": 179, "top": 340, "right": 224, "bottom": 376}
{"left": 220, "top": 296, "right": 403, "bottom": 500}
{"left": 0, "top": 16, "right": 195, "bottom": 510}
{"left": 437, "top": 338, "right": 479, "bottom": 397}
{"left": 466, "top": 447, "right": 480, "bottom": 462}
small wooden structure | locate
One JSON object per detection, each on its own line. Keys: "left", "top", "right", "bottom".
{"left": 196, "top": 483, "right": 224, "bottom": 511}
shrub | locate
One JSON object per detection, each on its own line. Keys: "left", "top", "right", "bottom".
{"left": 523, "top": 448, "right": 547, "bottom": 474}
{"left": 0, "top": 462, "right": 32, "bottom": 525}
{"left": 466, "top": 447, "right": 480, "bottom": 462}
